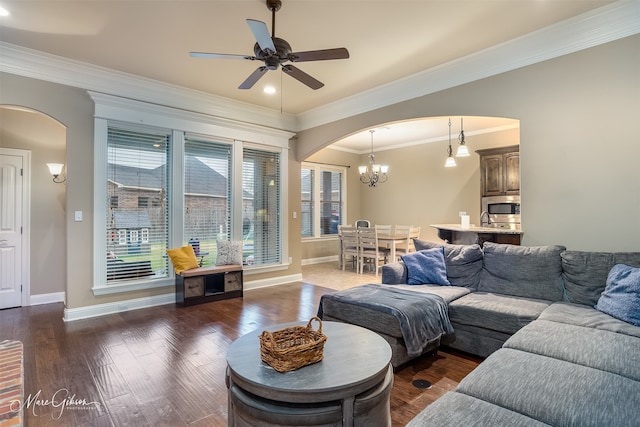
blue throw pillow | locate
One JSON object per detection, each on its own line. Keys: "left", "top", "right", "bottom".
{"left": 401, "top": 247, "right": 451, "bottom": 286}
{"left": 595, "top": 264, "right": 640, "bottom": 326}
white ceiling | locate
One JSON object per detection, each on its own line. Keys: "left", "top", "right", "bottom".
{"left": 0, "top": 0, "right": 617, "bottom": 150}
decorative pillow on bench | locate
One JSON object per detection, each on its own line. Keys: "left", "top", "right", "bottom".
{"left": 401, "top": 247, "right": 451, "bottom": 286}
{"left": 595, "top": 264, "right": 640, "bottom": 326}
{"left": 166, "top": 245, "right": 199, "bottom": 274}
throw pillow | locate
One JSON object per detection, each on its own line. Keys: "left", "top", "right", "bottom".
{"left": 401, "top": 247, "right": 451, "bottom": 286}
{"left": 216, "top": 240, "right": 243, "bottom": 265}
{"left": 595, "top": 264, "right": 640, "bottom": 326}
{"left": 166, "top": 245, "right": 199, "bottom": 274}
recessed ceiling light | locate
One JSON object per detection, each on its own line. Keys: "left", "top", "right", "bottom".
{"left": 263, "top": 86, "right": 276, "bottom": 95}
{"left": 0, "top": 6, "right": 10, "bottom": 16}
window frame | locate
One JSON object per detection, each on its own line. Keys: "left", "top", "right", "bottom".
{"left": 301, "top": 162, "right": 347, "bottom": 240}
{"left": 91, "top": 93, "right": 292, "bottom": 295}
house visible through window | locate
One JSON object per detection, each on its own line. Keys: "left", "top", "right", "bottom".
{"left": 183, "top": 136, "right": 232, "bottom": 268}
{"left": 106, "top": 126, "right": 170, "bottom": 283}
{"left": 301, "top": 163, "right": 346, "bottom": 238}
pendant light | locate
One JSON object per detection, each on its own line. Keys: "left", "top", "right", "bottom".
{"left": 444, "top": 118, "right": 457, "bottom": 167}
{"left": 456, "top": 117, "right": 470, "bottom": 157}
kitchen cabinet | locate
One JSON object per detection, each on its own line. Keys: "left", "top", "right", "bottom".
{"left": 476, "top": 145, "right": 520, "bottom": 196}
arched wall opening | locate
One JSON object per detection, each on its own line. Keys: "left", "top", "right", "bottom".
{"left": 299, "top": 115, "right": 520, "bottom": 261}
{"left": 0, "top": 105, "right": 67, "bottom": 303}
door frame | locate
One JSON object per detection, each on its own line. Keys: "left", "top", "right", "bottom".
{"left": 0, "top": 147, "right": 31, "bottom": 307}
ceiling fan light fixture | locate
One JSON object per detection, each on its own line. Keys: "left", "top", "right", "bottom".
{"left": 263, "top": 85, "right": 276, "bottom": 94}
{"left": 190, "top": 0, "right": 349, "bottom": 91}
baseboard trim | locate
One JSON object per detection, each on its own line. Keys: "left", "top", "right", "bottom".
{"left": 63, "top": 293, "right": 176, "bottom": 322}
{"left": 63, "top": 274, "right": 305, "bottom": 321}
{"left": 30, "top": 292, "right": 65, "bottom": 306}
{"left": 244, "top": 273, "right": 303, "bottom": 290}
{"left": 302, "top": 256, "right": 338, "bottom": 266}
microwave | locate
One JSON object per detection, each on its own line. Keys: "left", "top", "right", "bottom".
{"left": 481, "top": 195, "right": 521, "bottom": 229}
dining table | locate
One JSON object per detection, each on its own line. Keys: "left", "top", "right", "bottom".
{"left": 376, "top": 233, "right": 410, "bottom": 262}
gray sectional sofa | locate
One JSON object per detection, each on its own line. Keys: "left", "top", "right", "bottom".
{"left": 320, "top": 240, "right": 640, "bottom": 426}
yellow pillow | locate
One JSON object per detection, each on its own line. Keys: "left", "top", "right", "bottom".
{"left": 166, "top": 245, "right": 199, "bottom": 274}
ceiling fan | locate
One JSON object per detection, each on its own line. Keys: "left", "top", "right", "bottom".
{"left": 190, "top": 0, "right": 349, "bottom": 90}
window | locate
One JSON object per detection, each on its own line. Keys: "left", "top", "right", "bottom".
{"left": 91, "top": 92, "right": 292, "bottom": 295}
{"left": 106, "top": 126, "right": 171, "bottom": 284}
{"left": 243, "top": 147, "right": 281, "bottom": 265}
{"left": 184, "top": 136, "right": 232, "bottom": 268}
{"left": 301, "top": 163, "right": 346, "bottom": 238}
{"left": 301, "top": 168, "right": 313, "bottom": 238}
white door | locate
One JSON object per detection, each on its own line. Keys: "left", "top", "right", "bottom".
{"left": 0, "top": 153, "right": 23, "bottom": 309}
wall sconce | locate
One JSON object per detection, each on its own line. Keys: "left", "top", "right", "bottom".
{"left": 47, "top": 163, "right": 66, "bottom": 183}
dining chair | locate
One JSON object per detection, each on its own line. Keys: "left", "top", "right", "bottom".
{"left": 408, "top": 226, "right": 421, "bottom": 253}
{"left": 374, "top": 224, "right": 392, "bottom": 255}
{"left": 340, "top": 226, "right": 359, "bottom": 272}
{"left": 355, "top": 219, "right": 371, "bottom": 228}
{"left": 358, "top": 227, "right": 386, "bottom": 275}
{"left": 393, "top": 225, "right": 412, "bottom": 261}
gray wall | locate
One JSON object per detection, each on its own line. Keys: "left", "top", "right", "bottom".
{"left": 295, "top": 35, "right": 640, "bottom": 252}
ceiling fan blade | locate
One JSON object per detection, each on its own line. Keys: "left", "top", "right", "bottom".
{"left": 246, "top": 19, "right": 276, "bottom": 53}
{"left": 239, "top": 66, "right": 269, "bottom": 90}
{"left": 190, "top": 52, "right": 255, "bottom": 60}
{"left": 289, "top": 48, "right": 350, "bottom": 62}
{"left": 282, "top": 65, "right": 324, "bottom": 90}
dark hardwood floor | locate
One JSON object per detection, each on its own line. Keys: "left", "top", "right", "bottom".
{"left": 1, "top": 281, "right": 481, "bottom": 426}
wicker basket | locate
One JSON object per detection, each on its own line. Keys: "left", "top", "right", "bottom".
{"left": 259, "top": 317, "right": 327, "bottom": 373}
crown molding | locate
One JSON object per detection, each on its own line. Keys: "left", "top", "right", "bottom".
{"left": 1, "top": 1, "right": 638, "bottom": 135}
{"left": 0, "top": 42, "right": 297, "bottom": 132}
{"left": 296, "top": 1, "right": 640, "bottom": 131}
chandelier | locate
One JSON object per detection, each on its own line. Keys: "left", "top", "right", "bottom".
{"left": 359, "top": 130, "right": 388, "bottom": 187}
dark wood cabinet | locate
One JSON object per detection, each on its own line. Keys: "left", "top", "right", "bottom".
{"left": 176, "top": 264, "right": 243, "bottom": 306}
{"left": 476, "top": 145, "right": 520, "bottom": 196}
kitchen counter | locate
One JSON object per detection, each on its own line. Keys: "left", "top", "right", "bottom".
{"left": 430, "top": 224, "right": 523, "bottom": 246}
{"left": 430, "top": 224, "right": 523, "bottom": 235}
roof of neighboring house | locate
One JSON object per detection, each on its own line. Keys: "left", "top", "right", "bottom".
{"left": 113, "top": 211, "right": 152, "bottom": 229}
{"left": 108, "top": 157, "right": 243, "bottom": 198}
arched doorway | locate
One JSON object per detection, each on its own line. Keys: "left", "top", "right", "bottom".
{"left": 0, "top": 105, "right": 66, "bottom": 307}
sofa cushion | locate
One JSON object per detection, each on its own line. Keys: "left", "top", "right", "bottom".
{"left": 413, "top": 239, "right": 483, "bottom": 289}
{"left": 504, "top": 319, "right": 640, "bottom": 381}
{"left": 479, "top": 242, "right": 565, "bottom": 301}
{"left": 381, "top": 262, "right": 408, "bottom": 284}
{"left": 402, "top": 247, "right": 451, "bottom": 286}
{"left": 457, "top": 348, "right": 640, "bottom": 427}
{"left": 448, "top": 292, "right": 551, "bottom": 335}
{"left": 539, "top": 302, "right": 640, "bottom": 339}
{"left": 406, "top": 391, "right": 549, "bottom": 427}
{"left": 561, "top": 250, "right": 640, "bottom": 306}
{"left": 595, "top": 264, "right": 640, "bottom": 326}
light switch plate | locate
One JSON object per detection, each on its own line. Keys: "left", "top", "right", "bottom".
{"left": 74, "top": 211, "right": 83, "bottom": 221}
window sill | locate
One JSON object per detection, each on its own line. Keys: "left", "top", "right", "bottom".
{"left": 92, "top": 277, "right": 174, "bottom": 296}
{"left": 302, "top": 236, "right": 339, "bottom": 243}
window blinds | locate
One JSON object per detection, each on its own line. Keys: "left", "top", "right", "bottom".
{"left": 106, "top": 126, "right": 170, "bottom": 282}
{"left": 242, "top": 147, "right": 281, "bottom": 266}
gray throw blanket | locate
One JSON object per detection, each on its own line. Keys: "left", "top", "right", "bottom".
{"left": 318, "top": 284, "right": 454, "bottom": 357}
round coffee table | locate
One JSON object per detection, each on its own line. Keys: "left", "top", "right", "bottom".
{"left": 226, "top": 320, "right": 392, "bottom": 426}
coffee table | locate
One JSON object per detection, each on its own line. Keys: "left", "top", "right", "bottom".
{"left": 226, "top": 320, "right": 393, "bottom": 427}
